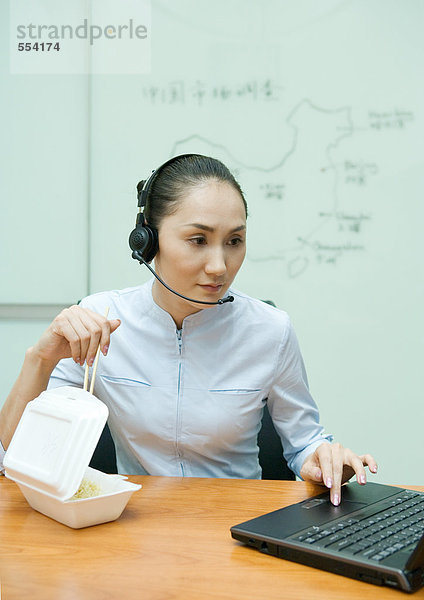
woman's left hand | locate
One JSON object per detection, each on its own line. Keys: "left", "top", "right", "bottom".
{"left": 300, "top": 442, "right": 378, "bottom": 506}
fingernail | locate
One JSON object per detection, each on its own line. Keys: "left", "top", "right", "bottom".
{"left": 75, "top": 357, "right": 80, "bottom": 364}
{"left": 326, "top": 477, "right": 332, "bottom": 488}
{"left": 371, "top": 465, "right": 378, "bottom": 473}
{"left": 333, "top": 494, "right": 340, "bottom": 506}
{"left": 88, "top": 357, "right": 94, "bottom": 366}
{"left": 102, "top": 345, "right": 109, "bottom": 355}
{"left": 360, "top": 475, "right": 366, "bottom": 484}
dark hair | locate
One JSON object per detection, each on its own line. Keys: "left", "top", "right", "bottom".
{"left": 143, "top": 154, "right": 247, "bottom": 230}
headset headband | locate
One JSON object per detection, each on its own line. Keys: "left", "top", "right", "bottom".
{"left": 137, "top": 153, "right": 198, "bottom": 210}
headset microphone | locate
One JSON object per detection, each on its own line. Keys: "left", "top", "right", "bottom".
{"left": 129, "top": 155, "right": 234, "bottom": 306}
{"left": 131, "top": 250, "right": 234, "bottom": 305}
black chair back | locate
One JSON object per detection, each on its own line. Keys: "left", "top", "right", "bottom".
{"left": 258, "top": 403, "right": 295, "bottom": 480}
{"left": 89, "top": 423, "right": 117, "bottom": 473}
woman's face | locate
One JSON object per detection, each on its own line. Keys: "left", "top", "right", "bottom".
{"left": 152, "top": 180, "right": 246, "bottom": 322}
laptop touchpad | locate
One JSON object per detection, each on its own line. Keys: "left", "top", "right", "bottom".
{"left": 302, "top": 498, "right": 367, "bottom": 517}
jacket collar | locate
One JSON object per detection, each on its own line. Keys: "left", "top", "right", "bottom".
{"left": 141, "top": 278, "right": 231, "bottom": 331}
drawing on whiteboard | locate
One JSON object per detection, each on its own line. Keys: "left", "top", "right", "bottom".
{"left": 140, "top": 79, "right": 283, "bottom": 106}
{"left": 163, "top": 93, "right": 414, "bottom": 278}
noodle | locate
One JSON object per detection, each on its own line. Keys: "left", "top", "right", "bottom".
{"left": 71, "top": 478, "right": 101, "bottom": 499}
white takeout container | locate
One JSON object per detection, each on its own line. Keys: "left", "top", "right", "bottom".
{"left": 4, "top": 385, "right": 141, "bottom": 528}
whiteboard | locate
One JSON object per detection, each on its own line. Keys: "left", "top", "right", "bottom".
{"left": 88, "top": 0, "right": 424, "bottom": 484}
{"left": 1, "top": 0, "right": 423, "bottom": 484}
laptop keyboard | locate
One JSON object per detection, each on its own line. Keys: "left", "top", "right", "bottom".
{"left": 291, "top": 490, "right": 424, "bottom": 562}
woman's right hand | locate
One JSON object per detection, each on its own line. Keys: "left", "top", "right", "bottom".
{"left": 32, "top": 305, "right": 121, "bottom": 368}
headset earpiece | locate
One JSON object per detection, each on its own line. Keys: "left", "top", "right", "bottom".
{"left": 128, "top": 213, "right": 159, "bottom": 263}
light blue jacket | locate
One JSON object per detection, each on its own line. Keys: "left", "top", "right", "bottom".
{"left": 43, "top": 279, "right": 333, "bottom": 478}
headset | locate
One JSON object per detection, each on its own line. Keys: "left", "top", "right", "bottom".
{"left": 129, "top": 154, "right": 234, "bottom": 306}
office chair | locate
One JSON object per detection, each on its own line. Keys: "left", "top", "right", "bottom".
{"left": 89, "top": 422, "right": 118, "bottom": 473}
{"left": 258, "top": 402, "right": 295, "bottom": 480}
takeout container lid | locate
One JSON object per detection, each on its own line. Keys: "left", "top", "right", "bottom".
{"left": 4, "top": 386, "right": 109, "bottom": 501}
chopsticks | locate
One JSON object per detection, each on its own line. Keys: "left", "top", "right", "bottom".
{"left": 83, "top": 307, "right": 110, "bottom": 394}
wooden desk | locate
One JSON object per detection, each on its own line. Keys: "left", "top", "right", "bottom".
{"left": 1, "top": 477, "right": 423, "bottom": 599}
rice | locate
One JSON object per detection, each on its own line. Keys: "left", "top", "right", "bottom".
{"left": 71, "top": 478, "right": 102, "bottom": 500}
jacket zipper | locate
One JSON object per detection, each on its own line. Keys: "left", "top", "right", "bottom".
{"left": 176, "top": 329, "right": 184, "bottom": 474}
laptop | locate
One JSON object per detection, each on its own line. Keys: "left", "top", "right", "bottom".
{"left": 231, "top": 481, "right": 424, "bottom": 593}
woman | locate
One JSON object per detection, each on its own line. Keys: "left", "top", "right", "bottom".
{"left": 0, "top": 154, "right": 377, "bottom": 506}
